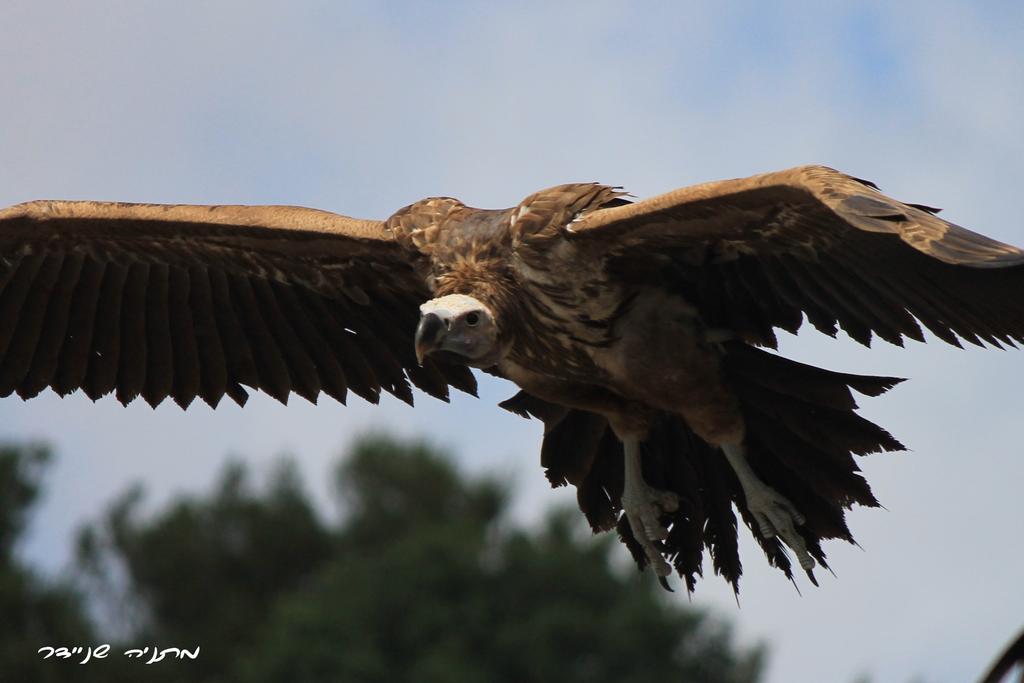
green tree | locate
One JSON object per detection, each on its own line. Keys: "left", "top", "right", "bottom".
{"left": 0, "top": 444, "right": 95, "bottom": 682}
{"left": 234, "top": 435, "right": 765, "bottom": 683}
{"left": 74, "top": 457, "right": 332, "bottom": 681}
{"left": 19, "top": 433, "right": 764, "bottom": 682}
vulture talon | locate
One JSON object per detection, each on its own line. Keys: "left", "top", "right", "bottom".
{"left": 747, "top": 486, "right": 815, "bottom": 572}
{"left": 722, "top": 442, "right": 816, "bottom": 573}
{"left": 622, "top": 437, "right": 677, "bottom": 577}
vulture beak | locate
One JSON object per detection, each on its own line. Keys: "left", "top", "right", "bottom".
{"left": 414, "top": 311, "right": 448, "bottom": 364}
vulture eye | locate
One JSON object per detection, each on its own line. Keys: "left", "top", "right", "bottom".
{"left": 465, "top": 312, "right": 480, "bottom": 327}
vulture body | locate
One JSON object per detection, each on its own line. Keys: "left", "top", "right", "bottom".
{"left": 3, "top": 165, "right": 1023, "bottom": 591}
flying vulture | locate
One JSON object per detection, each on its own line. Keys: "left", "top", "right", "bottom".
{"left": 2, "top": 165, "right": 1022, "bottom": 591}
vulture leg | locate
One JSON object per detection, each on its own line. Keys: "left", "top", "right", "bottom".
{"left": 621, "top": 437, "right": 678, "bottom": 577}
{"left": 721, "top": 441, "right": 815, "bottom": 572}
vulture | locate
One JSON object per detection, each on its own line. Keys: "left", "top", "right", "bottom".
{"left": 2, "top": 165, "right": 1023, "bottom": 592}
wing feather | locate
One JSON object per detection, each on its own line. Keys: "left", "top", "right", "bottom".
{"left": 0, "top": 252, "right": 46, "bottom": 365}
{"left": 186, "top": 265, "right": 228, "bottom": 408}
{"left": 251, "top": 277, "right": 321, "bottom": 403}
{"left": 782, "top": 254, "right": 875, "bottom": 345}
{"left": 168, "top": 266, "right": 201, "bottom": 408}
{"left": 735, "top": 258, "right": 801, "bottom": 336}
{"left": 820, "top": 253, "right": 925, "bottom": 344}
{"left": 272, "top": 281, "right": 350, "bottom": 405}
{"left": 143, "top": 262, "right": 174, "bottom": 408}
{"left": 813, "top": 258, "right": 905, "bottom": 345}
{"left": 718, "top": 260, "right": 778, "bottom": 346}
{"left": 0, "top": 253, "right": 66, "bottom": 396}
{"left": 116, "top": 262, "right": 150, "bottom": 405}
{"left": 20, "top": 252, "right": 85, "bottom": 398}
{"left": 208, "top": 268, "right": 259, "bottom": 402}
{"left": 230, "top": 273, "right": 292, "bottom": 403}
{"left": 53, "top": 256, "right": 106, "bottom": 396}
{"left": 346, "top": 312, "right": 415, "bottom": 406}
{"left": 0, "top": 199, "right": 465, "bottom": 408}
{"left": 84, "top": 262, "right": 129, "bottom": 400}
{"left": 571, "top": 165, "right": 1024, "bottom": 348}
{"left": 303, "top": 291, "right": 382, "bottom": 404}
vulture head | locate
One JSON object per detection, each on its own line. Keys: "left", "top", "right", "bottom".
{"left": 415, "top": 294, "right": 503, "bottom": 368}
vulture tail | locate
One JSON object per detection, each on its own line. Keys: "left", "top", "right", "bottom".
{"left": 717, "top": 341, "right": 905, "bottom": 589}
{"left": 498, "top": 341, "right": 906, "bottom": 593}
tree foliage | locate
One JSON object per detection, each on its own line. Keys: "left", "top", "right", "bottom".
{"left": 2, "top": 434, "right": 765, "bottom": 682}
{"left": 0, "top": 444, "right": 93, "bottom": 682}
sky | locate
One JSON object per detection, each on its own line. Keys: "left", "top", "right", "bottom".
{"left": 1, "top": 2, "right": 1023, "bottom": 681}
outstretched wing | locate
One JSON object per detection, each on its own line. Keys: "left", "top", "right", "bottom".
{"left": 0, "top": 200, "right": 475, "bottom": 409}
{"left": 979, "top": 626, "right": 1024, "bottom": 683}
{"left": 570, "top": 165, "right": 1024, "bottom": 348}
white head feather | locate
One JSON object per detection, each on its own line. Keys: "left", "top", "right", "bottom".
{"left": 420, "top": 293, "right": 487, "bottom": 317}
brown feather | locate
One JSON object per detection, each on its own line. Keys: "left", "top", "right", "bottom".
{"left": 725, "top": 343, "right": 862, "bottom": 410}
{"left": 890, "top": 254, "right": 990, "bottom": 347}
{"left": 735, "top": 258, "right": 803, "bottom": 335}
{"left": 0, "top": 253, "right": 67, "bottom": 397}
{"left": 694, "top": 441, "right": 743, "bottom": 590}
{"left": 345, "top": 316, "right": 414, "bottom": 405}
{"left": 745, "top": 408, "right": 878, "bottom": 510}
{"left": 250, "top": 278, "right": 320, "bottom": 403}
{"left": 498, "top": 390, "right": 569, "bottom": 425}
{"left": 0, "top": 252, "right": 46, "bottom": 364}
{"left": 207, "top": 268, "right": 260, "bottom": 397}
{"left": 19, "top": 252, "right": 85, "bottom": 398}
{"left": 168, "top": 266, "right": 201, "bottom": 409}
{"left": 54, "top": 256, "right": 106, "bottom": 396}
{"left": 142, "top": 263, "right": 174, "bottom": 408}
{"left": 116, "top": 262, "right": 150, "bottom": 405}
{"left": 757, "top": 254, "right": 840, "bottom": 337}
{"left": 272, "top": 281, "right": 349, "bottom": 405}
{"left": 0, "top": 254, "right": 21, "bottom": 297}
{"left": 84, "top": 262, "right": 129, "bottom": 400}
{"left": 229, "top": 274, "right": 292, "bottom": 403}
{"left": 577, "top": 431, "right": 622, "bottom": 533}
{"left": 187, "top": 266, "right": 229, "bottom": 408}
{"left": 432, "top": 360, "right": 477, "bottom": 397}
{"left": 911, "top": 257, "right": 1023, "bottom": 346}
{"left": 782, "top": 256, "right": 874, "bottom": 345}
{"left": 821, "top": 249, "right": 926, "bottom": 344}
{"left": 300, "top": 291, "right": 380, "bottom": 404}
{"left": 810, "top": 257, "right": 906, "bottom": 346}
{"left": 539, "top": 409, "right": 606, "bottom": 487}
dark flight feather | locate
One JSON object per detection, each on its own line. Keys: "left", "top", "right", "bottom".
{"left": 250, "top": 277, "right": 320, "bottom": 403}
{"left": 20, "top": 252, "right": 84, "bottom": 398}
{"left": 115, "top": 261, "right": 149, "bottom": 405}
{"left": 207, "top": 268, "right": 260, "bottom": 401}
{"left": 168, "top": 265, "right": 201, "bottom": 409}
{"left": 229, "top": 273, "right": 292, "bottom": 403}
{"left": 53, "top": 256, "right": 106, "bottom": 396}
{"left": 84, "top": 262, "right": 129, "bottom": 400}
{"left": 0, "top": 253, "right": 49, "bottom": 381}
{"left": 142, "top": 262, "right": 173, "bottom": 408}
{"left": 187, "top": 266, "right": 229, "bottom": 408}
